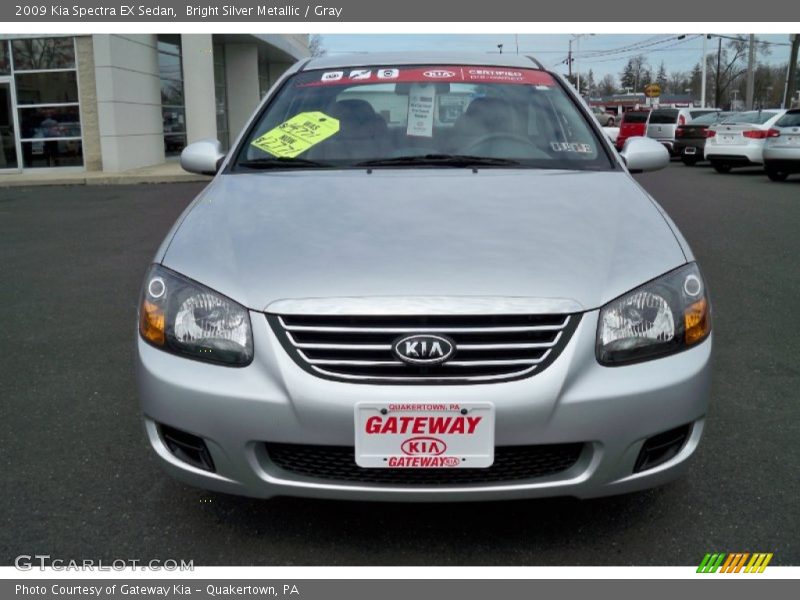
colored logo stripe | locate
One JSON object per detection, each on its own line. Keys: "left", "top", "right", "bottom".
{"left": 745, "top": 553, "right": 773, "bottom": 573}
{"left": 697, "top": 553, "right": 726, "bottom": 573}
{"left": 697, "top": 553, "right": 773, "bottom": 573}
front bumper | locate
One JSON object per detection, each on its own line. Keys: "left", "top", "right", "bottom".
{"left": 136, "top": 310, "right": 712, "bottom": 501}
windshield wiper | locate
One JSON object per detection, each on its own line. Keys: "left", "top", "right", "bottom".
{"left": 238, "top": 157, "right": 334, "bottom": 170}
{"left": 355, "top": 154, "right": 521, "bottom": 168}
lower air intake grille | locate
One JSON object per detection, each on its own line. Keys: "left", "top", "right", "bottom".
{"left": 265, "top": 443, "right": 584, "bottom": 485}
{"left": 268, "top": 313, "right": 580, "bottom": 384}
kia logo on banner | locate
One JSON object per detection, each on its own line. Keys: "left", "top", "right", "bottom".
{"left": 423, "top": 70, "right": 456, "bottom": 79}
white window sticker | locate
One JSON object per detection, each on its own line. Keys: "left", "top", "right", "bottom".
{"left": 550, "top": 141, "right": 593, "bottom": 153}
{"left": 349, "top": 69, "right": 372, "bottom": 80}
{"left": 321, "top": 71, "right": 344, "bottom": 82}
{"left": 406, "top": 83, "right": 436, "bottom": 138}
{"left": 377, "top": 68, "right": 399, "bottom": 79}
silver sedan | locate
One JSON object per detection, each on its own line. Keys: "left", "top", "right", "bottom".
{"left": 136, "top": 53, "right": 712, "bottom": 501}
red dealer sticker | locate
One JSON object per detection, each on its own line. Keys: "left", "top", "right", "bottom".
{"left": 299, "top": 66, "right": 556, "bottom": 88}
{"left": 354, "top": 402, "right": 495, "bottom": 469}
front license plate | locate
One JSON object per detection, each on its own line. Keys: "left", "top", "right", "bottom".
{"left": 355, "top": 402, "right": 495, "bottom": 468}
{"left": 684, "top": 146, "right": 697, "bottom": 155}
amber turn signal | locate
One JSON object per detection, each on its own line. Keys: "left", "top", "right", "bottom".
{"left": 684, "top": 298, "right": 710, "bottom": 345}
{"left": 139, "top": 299, "right": 166, "bottom": 346}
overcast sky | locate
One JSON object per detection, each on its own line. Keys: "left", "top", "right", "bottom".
{"left": 319, "top": 34, "right": 794, "bottom": 82}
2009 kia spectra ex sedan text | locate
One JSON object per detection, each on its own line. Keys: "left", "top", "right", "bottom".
{"left": 136, "top": 53, "right": 712, "bottom": 501}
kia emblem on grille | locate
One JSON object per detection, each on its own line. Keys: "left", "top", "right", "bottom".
{"left": 392, "top": 334, "right": 455, "bottom": 365}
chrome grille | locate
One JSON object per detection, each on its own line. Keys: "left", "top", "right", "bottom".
{"left": 268, "top": 313, "right": 579, "bottom": 384}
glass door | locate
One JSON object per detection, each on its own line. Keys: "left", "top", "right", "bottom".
{"left": 0, "top": 78, "right": 20, "bottom": 171}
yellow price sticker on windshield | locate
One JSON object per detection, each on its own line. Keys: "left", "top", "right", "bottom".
{"left": 250, "top": 111, "right": 340, "bottom": 158}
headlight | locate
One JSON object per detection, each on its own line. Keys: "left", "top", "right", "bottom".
{"left": 138, "top": 264, "right": 253, "bottom": 366}
{"left": 596, "top": 262, "right": 711, "bottom": 365}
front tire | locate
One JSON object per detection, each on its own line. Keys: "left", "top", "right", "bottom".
{"left": 766, "top": 168, "right": 788, "bottom": 182}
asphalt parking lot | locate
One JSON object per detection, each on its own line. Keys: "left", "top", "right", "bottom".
{"left": 1, "top": 162, "right": 798, "bottom": 566}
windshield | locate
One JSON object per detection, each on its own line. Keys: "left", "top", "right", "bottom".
{"left": 622, "top": 111, "right": 649, "bottom": 123}
{"left": 689, "top": 109, "right": 719, "bottom": 119}
{"left": 721, "top": 111, "right": 780, "bottom": 125}
{"left": 775, "top": 111, "right": 800, "bottom": 127}
{"left": 232, "top": 65, "right": 613, "bottom": 171}
{"left": 648, "top": 109, "right": 679, "bottom": 124}
{"left": 689, "top": 112, "right": 729, "bottom": 125}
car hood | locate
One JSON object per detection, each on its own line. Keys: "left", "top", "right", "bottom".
{"left": 161, "top": 169, "right": 686, "bottom": 313}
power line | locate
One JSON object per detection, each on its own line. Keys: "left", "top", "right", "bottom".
{"left": 557, "top": 35, "right": 699, "bottom": 68}
{"left": 581, "top": 35, "right": 683, "bottom": 58}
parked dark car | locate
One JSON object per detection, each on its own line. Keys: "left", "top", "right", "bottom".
{"left": 646, "top": 107, "right": 720, "bottom": 155}
{"left": 675, "top": 111, "right": 738, "bottom": 165}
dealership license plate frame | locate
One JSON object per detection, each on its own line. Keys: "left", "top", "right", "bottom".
{"left": 354, "top": 402, "right": 495, "bottom": 469}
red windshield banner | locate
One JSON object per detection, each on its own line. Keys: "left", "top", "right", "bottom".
{"left": 299, "top": 66, "right": 556, "bottom": 87}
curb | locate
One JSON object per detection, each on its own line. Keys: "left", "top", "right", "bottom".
{"left": 0, "top": 173, "right": 211, "bottom": 188}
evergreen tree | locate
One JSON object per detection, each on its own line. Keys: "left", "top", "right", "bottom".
{"left": 620, "top": 59, "right": 636, "bottom": 90}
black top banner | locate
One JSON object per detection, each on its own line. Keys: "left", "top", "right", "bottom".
{"left": 2, "top": 0, "right": 797, "bottom": 22}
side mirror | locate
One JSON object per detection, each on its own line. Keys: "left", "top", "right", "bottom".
{"left": 619, "top": 137, "right": 670, "bottom": 173}
{"left": 180, "top": 139, "right": 225, "bottom": 175}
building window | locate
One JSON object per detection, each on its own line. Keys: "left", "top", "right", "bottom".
{"left": 0, "top": 40, "right": 10, "bottom": 74}
{"left": 11, "top": 38, "right": 75, "bottom": 70}
{"left": 158, "top": 34, "right": 186, "bottom": 157}
{"left": 258, "top": 60, "right": 270, "bottom": 99}
{"left": 11, "top": 36, "right": 82, "bottom": 168}
{"left": 213, "top": 43, "right": 228, "bottom": 150}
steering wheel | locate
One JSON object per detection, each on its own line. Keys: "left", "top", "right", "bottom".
{"left": 460, "top": 133, "right": 540, "bottom": 156}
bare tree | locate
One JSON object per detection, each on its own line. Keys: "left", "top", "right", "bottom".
{"left": 308, "top": 34, "right": 326, "bottom": 57}
{"left": 598, "top": 73, "right": 617, "bottom": 96}
{"left": 667, "top": 70, "right": 689, "bottom": 96}
{"left": 707, "top": 37, "right": 771, "bottom": 108}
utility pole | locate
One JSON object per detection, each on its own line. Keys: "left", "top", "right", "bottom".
{"left": 715, "top": 37, "right": 722, "bottom": 108}
{"left": 567, "top": 39, "right": 573, "bottom": 79}
{"left": 573, "top": 34, "right": 594, "bottom": 98}
{"left": 745, "top": 34, "right": 756, "bottom": 109}
{"left": 576, "top": 35, "right": 582, "bottom": 96}
{"left": 783, "top": 34, "right": 799, "bottom": 108}
{"left": 701, "top": 34, "right": 708, "bottom": 107}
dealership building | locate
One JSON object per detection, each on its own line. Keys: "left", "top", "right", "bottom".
{"left": 0, "top": 34, "right": 309, "bottom": 173}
